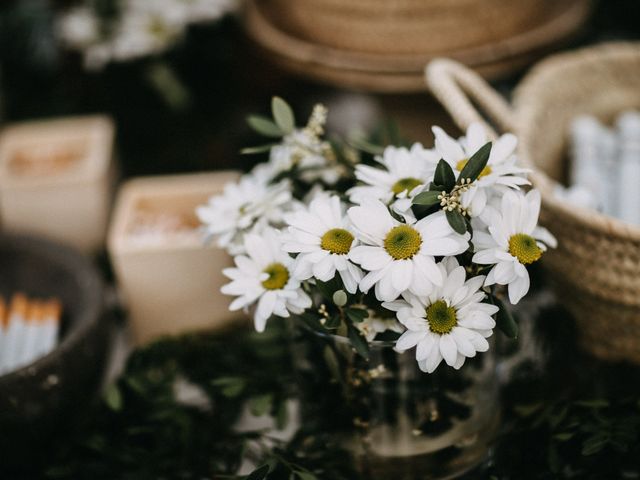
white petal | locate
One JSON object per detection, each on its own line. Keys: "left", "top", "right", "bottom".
{"left": 416, "top": 334, "right": 437, "bottom": 361}
{"left": 396, "top": 330, "right": 426, "bottom": 351}
{"left": 489, "top": 133, "right": 517, "bottom": 164}
{"left": 433, "top": 126, "right": 464, "bottom": 163}
{"left": 439, "top": 335, "right": 458, "bottom": 366}
{"left": 391, "top": 260, "right": 413, "bottom": 292}
{"left": 312, "top": 255, "right": 336, "bottom": 281}
{"left": 349, "top": 246, "right": 392, "bottom": 271}
{"left": 422, "top": 349, "right": 443, "bottom": 373}
{"left": 465, "top": 123, "right": 487, "bottom": 154}
{"left": 508, "top": 271, "right": 530, "bottom": 304}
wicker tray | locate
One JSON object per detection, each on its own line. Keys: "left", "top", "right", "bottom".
{"left": 244, "top": 0, "right": 591, "bottom": 92}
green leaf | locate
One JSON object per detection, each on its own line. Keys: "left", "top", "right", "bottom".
{"left": 211, "top": 376, "right": 246, "bottom": 397}
{"left": 575, "top": 399, "right": 610, "bottom": 409}
{"left": 554, "top": 432, "right": 576, "bottom": 441}
{"left": 492, "top": 295, "right": 518, "bottom": 339}
{"left": 348, "top": 136, "right": 385, "bottom": 155}
{"left": 271, "top": 96, "right": 295, "bottom": 134}
{"left": 458, "top": 142, "right": 492, "bottom": 183}
{"left": 104, "top": 384, "right": 123, "bottom": 411}
{"left": 581, "top": 435, "right": 608, "bottom": 456}
{"left": 249, "top": 393, "right": 273, "bottom": 417}
{"left": 296, "top": 472, "right": 318, "bottom": 480}
{"left": 434, "top": 159, "right": 456, "bottom": 191}
{"left": 247, "top": 115, "right": 284, "bottom": 138}
{"left": 347, "top": 324, "right": 370, "bottom": 359}
{"left": 346, "top": 308, "right": 368, "bottom": 324}
{"left": 275, "top": 400, "right": 289, "bottom": 430}
{"left": 323, "top": 346, "right": 343, "bottom": 384}
{"left": 324, "top": 314, "right": 341, "bottom": 329}
{"left": 241, "top": 144, "right": 277, "bottom": 155}
{"left": 412, "top": 190, "right": 441, "bottom": 207}
{"left": 246, "top": 464, "right": 270, "bottom": 480}
{"left": 445, "top": 209, "right": 467, "bottom": 234}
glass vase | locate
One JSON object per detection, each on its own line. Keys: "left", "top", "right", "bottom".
{"left": 291, "top": 323, "right": 500, "bottom": 480}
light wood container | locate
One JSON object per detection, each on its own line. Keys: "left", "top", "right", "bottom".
{"left": 0, "top": 115, "right": 115, "bottom": 253}
{"left": 108, "top": 171, "right": 243, "bottom": 345}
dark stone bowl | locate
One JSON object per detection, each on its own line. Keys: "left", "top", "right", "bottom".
{"left": 0, "top": 233, "right": 110, "bottom": 467}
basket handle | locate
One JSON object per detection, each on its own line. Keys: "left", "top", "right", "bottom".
{"left": 425, "top": 59, "right": 517, "bottom": 139}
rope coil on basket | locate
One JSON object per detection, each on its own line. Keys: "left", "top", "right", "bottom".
{"left": 425, "top": 43, "right": 640, "bottom": 364}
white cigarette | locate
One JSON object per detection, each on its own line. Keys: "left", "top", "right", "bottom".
{"left": 36, "top": 300, "right": 61, "bottom": 358}
{"left": 617, "top": 111, "right": 640, "bottom": 225}
{"left": 0, "top": 293, "right": 28, "bottom": 374}
{"left": 17, "top": 300, "right": 44, "bottom": 368}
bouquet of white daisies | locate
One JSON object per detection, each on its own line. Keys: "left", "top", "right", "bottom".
{"left": 198, "top": 98, "right": 556, "bottom": 374}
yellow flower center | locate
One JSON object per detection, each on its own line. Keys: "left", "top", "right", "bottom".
{"left": 391, "top": 177, "right": 423, "bottom": 195}
{"left": 261, "top": 263, "right": 289, "bottom": 290}
{"left": 456, "top": 159, "right": 492, "bottom": 178}
{"left": 384, "top": 225, "right": 422, "bottom": 260}
{"left": 320, "top": 228, "right": 354, "bottom": 255}
{"left": 508, "top": 233, "right": 542, "bottom": 265}
{"left": 426, "top": 300, "right": 458, "bottom": 334}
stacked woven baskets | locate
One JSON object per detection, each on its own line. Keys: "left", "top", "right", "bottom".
{"left": 245, "top": 0, "right": 592, "bottom": 92}
{"left": 426, "top": 42, "right": 640, "bottom": 363}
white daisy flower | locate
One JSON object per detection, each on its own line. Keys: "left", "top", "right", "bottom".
{"left": 269, "top": 129, "right": 341, "bottom": 185}
{"left": 432, "top": 123, "right": 530, "bottom": 217}
{"left": 355, "top": 314, "right": 404, "bottom": 342}
{"left": 110, "top": 0, "right": 188, "bottom": 62}
{"left": 472, "top": 189, "right": 557, "bottom": 304}
{"left": 347, "top": 199, "right": 470, "bottom": 302}
{"left": 177, "top": 0, "right": 237, "bottom": 24}
{"left": 196, "top": 168, "right": 292, "bottom": 255}
{"left": 221, "top": 229, "right": 311, "bottom": 332}
{"left": 348, "top": 143, "right": 439, "bottom": 220}
{"left": 56, "top": 6, "right": 100, "bottom": 49}
{"left": 283, "top": 195, "right": 363, "bottom": 294}
{"left": 383, "top": 257, "right": 498, "bottom": 373}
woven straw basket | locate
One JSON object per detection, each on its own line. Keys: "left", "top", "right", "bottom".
{"left": 426, "top": 42, "right": 640, "bottom": 364}
{"left": 245, "top": 0, "right": 591, "bottom": 92}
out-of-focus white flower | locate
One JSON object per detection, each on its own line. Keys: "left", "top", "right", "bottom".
{"left": 110, "top": 0, "right": 187, "bottom": 62}
{"left": 472, "top": 190, "right": 557, "bottom": 304}
{"left": 57, "top": 0, "right": 237, "bottom": 69}
{"left": 196, "top": 169, "right": 293, "bottom": 255}
{"left": 57, "top": 6, "right": 100, "bottom": 48}
{"left": 384, "top": 257, "right": 498, "bottom": 373}
{"left": 221, "top": 229, "right": 312, "bottom": 332}
{"left": 355, "top": 314, "right": 404, "bottom": 342}
{"left": 269, "top": 129, "right": 342, "bottom": 185}
{"left": 177, "top": 0, "right": 237, "bottom": 23}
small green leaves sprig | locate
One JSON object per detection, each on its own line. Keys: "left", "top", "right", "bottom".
{"left": 413, "top": 142, "right": 492, "bottom": 234}
{"left": 242, "top": 97, "right": 296, "bottom": 154}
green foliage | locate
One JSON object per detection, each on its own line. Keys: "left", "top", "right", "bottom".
{"left": 271, "top": 97, "right": 295, "bottom": 134}
{"left": 434, "top": 159, "right": 456, "bottom": 192}
{"left": 458, "top": 142, "right": 492, "bottom": 183}
{"left": 445, "top": 209, "right": 467, "bottom": 235}
{"left": 490, "top": 294, "right": 519, "bottom": 339}
{"left": 247, "top": 115, "right": 284, "bottom": 138}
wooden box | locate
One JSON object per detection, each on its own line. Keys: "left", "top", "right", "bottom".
{"left": 0, "top": 115, "right": 115, "bottom": 253}
{"left": 108, "top": 171, "right": 243, "bottom": 345}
